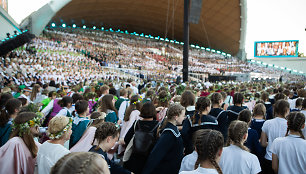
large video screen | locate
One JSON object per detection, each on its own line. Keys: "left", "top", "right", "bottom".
{"left": 254, "top": 40, "right": 298, "bottom": 57}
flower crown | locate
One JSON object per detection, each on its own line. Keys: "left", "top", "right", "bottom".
{"left": 158, "top": 92, "right": 171, "bottom": 103}
{"left": 48, "top": 117, "right": 73, "bottom": 140}
{"left": 12, "top": 112, "right": 43, "bottom": 137}
{"left": 132, "top": 96, "right": 143, "bottom": 105}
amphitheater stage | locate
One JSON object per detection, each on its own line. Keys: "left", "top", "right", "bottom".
{"left": 253, "top": 57, "right": 306, "bottom": 73}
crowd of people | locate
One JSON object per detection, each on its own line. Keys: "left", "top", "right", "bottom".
{"left": 0, "top": 27, "right": 305, "bottom": 174}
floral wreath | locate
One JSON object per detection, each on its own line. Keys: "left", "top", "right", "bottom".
{"left": 12, "top": 112, "right": 44, "bottom": 137}
{"left": 132, "top": 96, "right": 143, "bottom": 105}
{"left": 158, "top": 92, "right": 171, "bottom": 103}
{"left": 48, "top": 117, "right": 73, "bottom": 140}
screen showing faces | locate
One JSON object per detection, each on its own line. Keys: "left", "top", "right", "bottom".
{"left": 255, "top": 40, "right": 298, "bottom": 57}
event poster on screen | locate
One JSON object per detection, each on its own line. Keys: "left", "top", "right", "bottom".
{"left": 254, "top": 40, "right": 299, "bottom": 57}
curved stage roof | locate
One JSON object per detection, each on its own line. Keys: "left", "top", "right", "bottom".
{"left": 52, "top": 0, "right": 241, "bottom": 55}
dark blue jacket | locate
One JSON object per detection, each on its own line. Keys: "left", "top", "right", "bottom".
{"left": 0, "top": 121, "right": 12, "bottom": 147}
{"left": 181, "top": 113, "right": 218, "bottom": 155}
{"left": 209, "top": 108, "right": 228, "bottom": 142}
{"left": 227, "top": 105, "right": 247, "bottom": 125}
{"left": 142, "top": 122, "right": 184, "bottom": 174}
{"left": 89, "top": 145, "right": 131, "bottom": 174}
{"left": 250, "top": 118, "right": 265, "bottom": 137}
{"left": 245, "top": 128, "right": 264, "bottom": 159}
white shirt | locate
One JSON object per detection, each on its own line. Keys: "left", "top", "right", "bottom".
{"left": 271, "top": 135, "right": 306, "bottom": 174}
{"left": 179, "top": 151, "right": 198, "bottom": 173}
{"left": 37, "top": 141, "right": 70, "bottom": 174}
{"left": 180, "top": 167, "right": 218, "bottom": 174}
{"left": 56, "top": 107, "right": 72, "bottom": 117}
{"left": 118, "top": 97, "right": 129, "bottom": 122}
{"left": 219, "top": 145, "right": 261, "bottom": 174}
{"left": 261, "top": 117, "right": 287, "bottom": 160}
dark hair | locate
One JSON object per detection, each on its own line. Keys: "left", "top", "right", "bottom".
{"left": 274, "top": 99, "right": 289, "bottom": 117}
{"left": 227, "top": 120, "right": 249, "bottom": 151}
{"left": 140, "top": 102, "right": 156, "bottom": 119}
{"left": 124, "top": 95, "right": 142, "bottom": 121}
{"left": 119, "top": 89, "right": 127, "bottom": 97}
{"left": 180, "top": 90, "right": 196, "bottom": 107}
{"left": 302, "top": 98, "right": 306, "bottom": 109}
{"left": 158, "top": 90, "right": 170, "bottom": 107}
{"left": 210, "top": 92, "right": 222, "bottom": 105}
{"left": 194, "top": 129, "right": 224, "bottom": 174}
{"left": 48, "top": 91, "right": 56, "bottom": 98}
{"left": 109, "top": 88, "right": 117, "bottom": 96}
{"left": 159, "top": 103, "right": 185, "bottom": 132}
{"left": 233, "top": 93, "right": 244, "bottom": 105}
{"left": 0, "top": 93, "right": 13, "bottom": 109}
{"left": 72, "top": 93, "right": 84, "bottom": 104}
{"left": 75, "top": 100, "right": 89, "bottom": 114}
{"left": 18, "top": 98, "right": 28, "bottom": 106}
{"left": 10, "top": 112, "right": 38, "bottom": 157}
{"left": 100, "top": 94, "right": 118, "bottom": 116}
{"left": 261, "top": 92, "right": 269, "bottom": 102}
{"left": 274, "top": 93, "right": 286, "bottom": 102}
{"left": 192, "top": 97, "right": 211, "bottom": 125}
{"left": 145, "top": 90, "right": 154, "bottom": 100}
{"left": 0, "top": 99, "right": 22, "bottom": 127}
{"left": 285, "top": 112, "right": 305, "bottom": 139}
{"left": 92, "top": 122, "right": 120, "bottom": 150}
{"left": 58, "top": 96, "right": 73, "bottom": 108}
{"left": 238, "top": 109, "right": 252, "bottom": 124}
{"left": 295, "top": 98, "right": 303, "bottom": 108}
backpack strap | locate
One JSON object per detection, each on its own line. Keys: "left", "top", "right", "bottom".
{"left": 162, "top": 128, "right": 181, "bottom": 138}
{"left": 150, "top": 122, "right": 160, "bottom": 133}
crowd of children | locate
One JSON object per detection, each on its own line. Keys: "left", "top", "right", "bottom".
{"left": 0, "top": 75, "right": 305, "bottom": 174}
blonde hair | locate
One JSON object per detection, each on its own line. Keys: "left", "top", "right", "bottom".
{"left": 48, "top": 116, "right": 71, "bottom": 139}
{"left": 227, "top": 120, "right": 249, "bottom": 152}
{"left": 253, "top": 103, "right": 266, "bottom": 119}
{"left": 51, "top": 152, "right": 110, "bottom": 174}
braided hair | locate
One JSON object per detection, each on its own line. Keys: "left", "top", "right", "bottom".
{"left": 194, "top": 129, "right": 224, "bottom": 174}
{"left": 192, "top": 97, "right": 211, "bottom": 125}
{"left": 226, "top": 120, "right": 249, "bottom": 152}
{"left": 51, "top": 152, "right": 109, "bottom": 174}
{"left": 286, "top": 112, "right": 305, "bottom": 139}
{"left": 92, "top": 122, "right": 120, "bottom": 150}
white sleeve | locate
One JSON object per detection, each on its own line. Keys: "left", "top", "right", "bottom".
{"left": 251, "top": 155, "right": 261, "bottom": 174}
{"left": 261, "top": 121, "right": 269, "bottom": 134}
{"left": 41, "top": 99, "right": 54, "bottom": 116}
{"left": 118, "top": 101, "right": 129, "bottom": 121}
{"left": 56, "top": 109, "right": 66, "bottom": 117}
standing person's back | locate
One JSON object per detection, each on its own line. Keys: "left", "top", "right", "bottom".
{"left": 260, "top": 99, "right": 289, "bottom": 173}
{"left": 219, "top": 121, "right": 261, "bottom": 174}
{"left": 209, "top": 93, "right": 228, "bottom": 142}
{"left": 123, "top": 102, "right": 159, "bottom": 174}
{"left": 37, "top": 116, "right": 72, "bottom": 174}
{"left": 181, "top": 97, "right": 218, "bottom": 155}
{"left": 271, "top": 112, "right": 306, "bottom": 174}
{"left": 227, "top": 93, "right": 246, "bottom": 125}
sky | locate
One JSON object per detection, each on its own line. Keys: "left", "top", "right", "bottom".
{"left": 7, "top": 0, "right": 306, "bottom": 59}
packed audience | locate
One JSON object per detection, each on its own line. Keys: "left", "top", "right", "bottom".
{"left": 0, "top": 27, "right": 305, "bottom": 174}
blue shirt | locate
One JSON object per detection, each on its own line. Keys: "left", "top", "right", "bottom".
{"left": 0, "top": 119, "right": 13, "bottom": 147}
